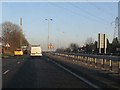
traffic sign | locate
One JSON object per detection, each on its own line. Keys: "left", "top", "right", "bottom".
{"left": 5, "top": 43, "right": 10, "bottom": 48}
{"left": 48, "top": 43, "right": 54, "bottom": 49}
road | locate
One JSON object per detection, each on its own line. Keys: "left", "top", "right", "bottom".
{"left": 2, "top": 55, "right": 93, "bottom": 88}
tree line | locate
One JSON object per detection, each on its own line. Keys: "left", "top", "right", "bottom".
{"left": 56, "top": 37, "right": 120, "bottom": 55}
{"left": 1, "top": 21, "right": 29, "bottom": 55}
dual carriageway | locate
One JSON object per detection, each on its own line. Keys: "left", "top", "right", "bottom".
{"left": 2, "top": 52, "right": 120, "bottom": 89}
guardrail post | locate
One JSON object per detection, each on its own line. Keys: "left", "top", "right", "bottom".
{"left": 81, "top": 56, "right": 83, "bottom": 62}
{"left": 64, "top": 54, "right": 66, "bottom": 57}
{"left": 118, "top": 61, "right": 120, "bottom": 74}
{"left": 92, "top": 58, "right": 94, "bottom": 65}
{"left": 86, "top": 57, "right": 88, "bottom": 64}
{"left": 76, "top": 56, "right": 78, "bottom": 60}
{"left": 77, "top": 56, "right": 79, "bottom": 60}
{"left": 80, "top": 56, "right": 81, "bottom": 61}
{"left": 85, "top": 57, "right": 87, "bottom": 64}
{"left": 78, "top": 56, "right": 80, "bottom": 61}
{"left": 74, "top": 55, "right": 76, "bottom": 59}
{"left": 83, "top": 56, "right": 85, "bottom": 63}
{"left": 66, "top": 54, "right": 68, "bottom": 58}
{"left": 63, "top": 54, "right": 65, "bottom": 58}
{"left": 91, "top": 58, "right": 93, "bottom": 65}
{"left": 75, "top": 55, "right": 77, "bottom": 61}
{"left": 73, "top": 55, "right": 75, "bottom": 60}
{"left": 76, "top": 56, "right": 77, "bottom": 60}
{"left": 83, "top": 56, "right": 84, "bottom": 62}
{"left": 89, "top": 57, "right": 91, "bottom": 65}
{"left": 95, "top": 58, "right": 97, "bottom": 67}
{"left": 84, "top": 56, "right": 86, "bottom": 63}
{"left": 88, "top": 57, "right": 90, "bottom": 63}
{"left": 67, "top": 54, "right": 68, "bottom": 58}
{"left": 88, "top": 57, "right": 89, "bottom": 62}
{"left": 104, "top": 59, "right": 106, "bottom": 63}
{"left": 101, "top": 59, "right": 104, "bottom": 68}
{"left": 109, "top": 60, "right": 112, "bottom": 71}
{"left": 82, "top": 56, "right": 83, "bottom": 62}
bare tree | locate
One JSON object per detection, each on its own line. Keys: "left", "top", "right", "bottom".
{"left": 84, "top": 37, "right": 95, "bottom": 53}
{"left": 56, "top": 48, "right": 65, "bottom": 53}
{"left": 1, "top": 21, "right": 29, "bottom": 54}
{"left": 69, "top": 43, "right": 79, "bottom": 52}
{"left": 85, "top": 37, "right": 94, "bottom": 45}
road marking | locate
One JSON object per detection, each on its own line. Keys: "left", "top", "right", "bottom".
{"left": 17, "top": 62, "right": 20, "bottom": 64}
{"left": 47, "top": 58, "right": 50, "bottom": 60}
{"left": 3, "top": 70, "right": 10, "bottom": 75}
{"left": 50, "top": 60, "right": 100, "bottom": 88}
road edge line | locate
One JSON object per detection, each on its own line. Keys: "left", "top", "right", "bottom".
{"left": 49, "top": 59, "right": 100, "bottom": 89}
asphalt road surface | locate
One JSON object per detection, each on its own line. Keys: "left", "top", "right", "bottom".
{"left": 2, "top": 55, "right": 93, "bottom": 88}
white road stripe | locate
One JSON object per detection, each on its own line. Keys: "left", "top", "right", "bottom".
{"left": 17, "top": 62, "right": 20, "bottom": 64}
{"left": 50, "top": 59, "right": 100, "bottom": 88}
{"left": 3, "top": 70, "right": 10, "bottom": 75}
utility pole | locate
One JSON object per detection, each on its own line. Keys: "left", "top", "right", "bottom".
{"left": 45, "top": 18, "right": 52, "bottom": 51}
{"left": 20, "top": 17, "right": 22, "bottom": 49}
{"left": 114, "top": 17, "right": 120, "bottom": 43}
{"left": 118, "top": 17, "right": 120, "bottom": 43}
{"left": 118, "top": 2, "right": 120, "bottom": 43}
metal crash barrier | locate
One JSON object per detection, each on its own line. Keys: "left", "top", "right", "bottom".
{"left": 53, "top": 52, "right": 120, "bottom": 74}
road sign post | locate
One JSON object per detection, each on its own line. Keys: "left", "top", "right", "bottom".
{"left": 5, "top": 43, "right": 10, "bottom": 49}
{"left": 97, "top": 33, "right": 107, "bottom": 54}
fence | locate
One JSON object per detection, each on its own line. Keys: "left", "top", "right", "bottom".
{"left": 52, "top": 52, "right": 120, "bottom": 74}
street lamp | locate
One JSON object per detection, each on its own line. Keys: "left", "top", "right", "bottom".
{"left": 45, "top": 18, "right": 53, "bottom": 51}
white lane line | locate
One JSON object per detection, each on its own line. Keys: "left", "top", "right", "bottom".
{"left": 3, "top": 70, "right": 10, "bottom": 75}
{"left": 50, "top": 60, "right": 100, "bottom": 88}
{"left": 17, "top": 62, "right": 20, "bottom": 64}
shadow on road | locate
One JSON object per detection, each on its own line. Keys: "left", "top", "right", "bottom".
{"left": 3, "top": 58, "right": 37, "bottom": 88}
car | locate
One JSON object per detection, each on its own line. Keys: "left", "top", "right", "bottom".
{"left": 14, "top": 49, "right": 23, "bottom": 56}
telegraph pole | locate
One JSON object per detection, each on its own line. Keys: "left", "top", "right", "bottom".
{"left": 114, "top": 17, "right": 120, "bottom": 43}
{"left": 118, "top": 17, "right": 120, "bottom": 43}
{"left": 20, "top": 17, "right": 22, "bottom": 49}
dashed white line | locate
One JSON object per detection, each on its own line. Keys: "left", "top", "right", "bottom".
{"left": 17, "top": 62, "right": 20, "bottom": 64}
{"left": 49, "top": 59, "right": 100, "bottom": 88}
{"left": 3, "top": 70, "right": 10, "bottom": 75}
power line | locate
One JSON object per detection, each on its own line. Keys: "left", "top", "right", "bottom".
{"left": 89, "top": 3, "right": 115, "bottom": 18}
{"left": 50, "top": 3, "right": 110, "bottom": 24}
{"left": 49, "top": 3, "right": 90, "bottom": 25}
{"left": 68, "top": 3, "right": 111, "bottom": 23}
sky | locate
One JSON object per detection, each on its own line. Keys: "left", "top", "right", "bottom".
{"left": 1, "top": 0, "right": 119, "bottom": 51}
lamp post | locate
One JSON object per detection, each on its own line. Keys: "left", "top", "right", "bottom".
{"left": 20, "top": 17, "right": 22, "bottom": 49}
{"left": 45, "top": 18, "right": 53, "bottom": 51}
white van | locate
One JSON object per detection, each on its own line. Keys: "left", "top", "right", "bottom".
{"left": 30, "top": 45, "right": 42, "bottom": 56}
